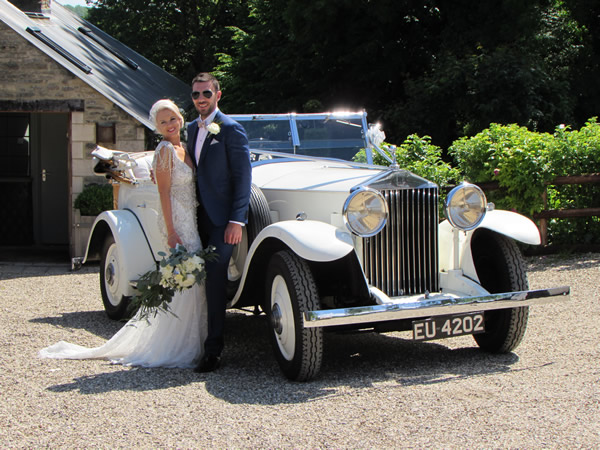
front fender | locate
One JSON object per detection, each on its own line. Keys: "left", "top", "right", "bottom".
{"left": 230, "top": 220, "right": 357, "bottom": 306}
{"left": 84, "top": 210, "right": 156, "bottom": 296}
{"left": 254, "top": 220, "right": 355, "bottom": 262}
{"left": 439, "top": 209, "right": 540, "bottom": 280}
{"left": 479, "top": 209, "right": 541, "bottom": 245}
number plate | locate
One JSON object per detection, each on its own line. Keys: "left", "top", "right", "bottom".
{"left": 412, "top": 312, "right": 485, "bottom": 341}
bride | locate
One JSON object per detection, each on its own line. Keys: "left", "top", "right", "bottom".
{"left": 39, "top": 99, "right": 207, "bottom": 368}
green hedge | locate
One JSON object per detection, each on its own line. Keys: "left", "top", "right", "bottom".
{"left": 449, "top": 123, "right": 555, "bottom": 215}
{"left": 449, "top": 119, "right": 600, "bottom": 245}
{"left": 356, "top": 119, "right": 600, "bottom": 246}
{"left": 543, "top": 120, "right": 600, "bottom": 245}
{"left": 74, "top": 183, "right": 113, "bottom": 216}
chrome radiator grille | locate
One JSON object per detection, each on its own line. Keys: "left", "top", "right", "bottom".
{"left": 362, "top": 187, "right": 439, "bottom": 297}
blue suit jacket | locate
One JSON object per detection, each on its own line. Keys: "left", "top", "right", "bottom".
{"left": 186, "top": 111, "right": 252, "bottom": 227}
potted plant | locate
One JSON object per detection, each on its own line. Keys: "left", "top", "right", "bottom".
{"left": 73, "top": 183, "right": 114, "bottom": 259}
{"left": 74, "top": 183, "right": 114, "bottom": 216}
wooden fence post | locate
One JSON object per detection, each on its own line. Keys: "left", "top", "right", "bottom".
{"left": 540, "top": 190, "right": 548, "bottom": 246}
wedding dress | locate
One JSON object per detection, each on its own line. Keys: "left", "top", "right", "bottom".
{"left": 39, "top": 141, "right": 207, "bottom": 368}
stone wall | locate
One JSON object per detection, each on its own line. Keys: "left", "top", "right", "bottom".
{"left": 0, "top": 21, "right": 146, "bottom": 256}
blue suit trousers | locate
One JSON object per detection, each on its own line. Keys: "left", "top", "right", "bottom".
{"left": 197, "top": 204, "right": 234, "bottom": 357}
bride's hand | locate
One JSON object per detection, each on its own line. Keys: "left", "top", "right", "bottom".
{"left": 168, "top": 232, "right": 183, "bottom": 249}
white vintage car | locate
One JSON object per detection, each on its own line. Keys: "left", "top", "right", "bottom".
{"left": 82, "top": 112, "right": 569, "bottom": 381}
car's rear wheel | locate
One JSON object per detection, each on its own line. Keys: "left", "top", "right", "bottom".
{"left": 100, "top": 235, "right": 132, "bottom": 320}
{"left": 265, "top": 250, "right": 323, "bottom": 381}
{"left": 227, "top": 184, "right": 272, "bottom": 299}
{"left": 471, "top": 230, "right": 529, "bottom": 353}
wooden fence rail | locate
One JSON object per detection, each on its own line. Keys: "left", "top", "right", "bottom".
{"left": 470, "top": 173, "right": 600, "bottom": 246}
{"left": 535, "top": 173, "right": 600, "bottom": 245}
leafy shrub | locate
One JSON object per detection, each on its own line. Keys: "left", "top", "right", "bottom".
{"left": 354, "top": 134, "right": 461, "bottom": 206}
{"left": 449, "top": 119, "right": 600, "bottom": 246}
{"left": 350, "top": 122, "right": 600, "bottom": 247}
{"left": 548, "top": 119, "right": 600, "bottom": 177}
{"left": 74, "top": 183, "right": 113, "bottom": 216}
{"left": 545, "top": 119, "right": 600, "bottom": 244}
{"left": 546, "top": 119, "right": 600, "bottom": 213}
{"left": 449, "top": 123, "right": 555, "bottom": 215}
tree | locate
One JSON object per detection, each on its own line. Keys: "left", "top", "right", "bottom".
{"left": 561, "top": 0, "right": 600, "bottom": 126}
{"left": 219, "top": 0, "right": 441, "bottom": 116}
{"left": 85, "top": 0, "right": 597, "bottom": 147}
{"left": 86, "top": 0, "right": 249, "bottom": 84}
{"left": 63, "top": 4, "right": 89, "bottom": 18}
{"left": 219, "top": 0, "right": 587, "bottom": 147}
{"left": 382, "top": 0, "right": 582, "bottom": 147}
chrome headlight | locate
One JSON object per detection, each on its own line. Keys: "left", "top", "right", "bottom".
{"left": 343, "top": 187, "right": 388, "bottom": 237}
{"left": 444, "top": 182, "right": 487, "bottom": 230}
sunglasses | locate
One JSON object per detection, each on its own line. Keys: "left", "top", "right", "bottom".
{"left": 191, "top": 90, "right": 214, "bottom": 100}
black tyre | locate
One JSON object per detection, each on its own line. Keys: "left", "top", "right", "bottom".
{"left": 471, "top": 230, "right": 529, "bottom": 353}
{"left": 227, "top": 184, "right": 272, "bottom": 299}
{"left": 247, "top": 183, "right": 272, "bottom": 241}
{"left": 265, "top": 250, "right": 323, "bottom": 381}
{"left": 99, "top": 235, "right": 132, "bottom": 320}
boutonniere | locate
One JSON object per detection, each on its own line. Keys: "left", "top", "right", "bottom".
{"left": 207, "top": 122, "right": 221, "bottom": 135}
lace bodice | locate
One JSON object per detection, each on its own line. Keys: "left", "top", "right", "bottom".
{"left": 152, "top": 141, "right": 201, "bottom": 252}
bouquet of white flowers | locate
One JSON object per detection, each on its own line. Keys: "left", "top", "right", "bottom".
{"left": 130, "top": 244, "right": 217, "bottom": 321}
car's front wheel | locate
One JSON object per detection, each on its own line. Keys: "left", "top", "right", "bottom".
{"left": 100, "top": 235, "right": 132, "bottom": 320}
{"left": 471, "top": 230, "right": 529, "bottom": 353}
{"left": 265, "top": 250, "right": 323, "bottom": 381}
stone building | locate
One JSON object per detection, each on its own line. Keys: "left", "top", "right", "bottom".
{"left": 0, "top": 0, "right": 191, "bottom": 260}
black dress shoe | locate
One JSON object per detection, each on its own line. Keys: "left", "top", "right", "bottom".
{"left": 194, "top": 355, "right": 221, "bottom": 373}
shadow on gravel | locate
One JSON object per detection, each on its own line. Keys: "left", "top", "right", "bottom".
{"left": 198, "top": 312, "right": 524, "bottom": 404}
{"left": 0, "top": 263, "right": 99, "bottom": 281}
{"left": 526, "top": 253, "right": 600, "bottom": 273}
{"left": 47, "top": 366, "right": 200, "bottom": 395}
{"left": 31, "top": 311, "right": 124, "bottom": 340}
{"left": 41, "top": 310, "right": 526, "bottom": 403}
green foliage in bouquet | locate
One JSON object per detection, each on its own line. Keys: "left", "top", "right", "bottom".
{"left": 129, "top": 244, "right": 218, "bottom": 321}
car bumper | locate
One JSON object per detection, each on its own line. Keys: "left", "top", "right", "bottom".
{"left": 303, "top": 286, "right": 570, "bottom": 328}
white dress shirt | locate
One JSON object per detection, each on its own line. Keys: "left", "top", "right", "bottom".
{"left": 194, "top": 107, "right": 219, "bottom": 164}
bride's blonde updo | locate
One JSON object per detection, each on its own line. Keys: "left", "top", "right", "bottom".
{"left": 149, "top": 99, "right": 184, "bottom": 131}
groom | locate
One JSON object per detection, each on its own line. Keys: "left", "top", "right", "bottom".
{"left": 186, "top": 72, "right": 252, "bottom": 373}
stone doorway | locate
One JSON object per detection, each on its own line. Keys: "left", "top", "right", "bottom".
{"left": 0, "top": 112, "right": 69, "bottom": 252}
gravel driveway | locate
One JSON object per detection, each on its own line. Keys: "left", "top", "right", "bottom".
{"left": 0, "top": 252, "right": 598, "bottom": 447}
